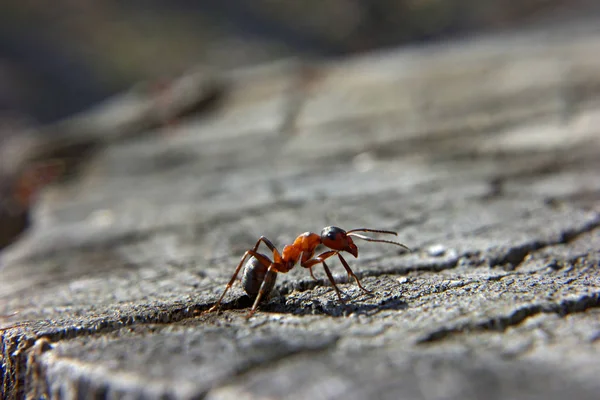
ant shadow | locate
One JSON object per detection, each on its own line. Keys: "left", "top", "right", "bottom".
{"left": 213, "top": 278, "right": 409, "bottom": 318}
{"left": 261, "top": 292, "right": 408, "bottom": 317}
{"left": 213, "top": 293, "right": 407, "bottom": 318}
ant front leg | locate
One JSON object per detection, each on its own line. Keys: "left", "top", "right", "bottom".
{"left": 303, "top": 251, "right": 346, "bottom": 304}
{"left": 320, "top": 261, "right": 346, "bottom": 304}
{"left": 209, "top": 249, "right": 273, "bottom": 312}
{"left": 337, "top": 253, "right": 372, "bottom": 295}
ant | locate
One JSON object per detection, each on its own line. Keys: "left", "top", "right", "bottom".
{"left": 208, "top": 226, "right": 410, "bottom": 318}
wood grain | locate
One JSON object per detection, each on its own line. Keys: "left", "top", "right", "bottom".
{"left": 2, "top": 22, "right": 600, "bottom": 400}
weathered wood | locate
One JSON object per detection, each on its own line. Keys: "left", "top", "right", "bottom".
{"left": 2, "top": 22, "right": 600, "bottom": 400}
{"left": 0, "top": 67, "right": 222, "bottom": 252}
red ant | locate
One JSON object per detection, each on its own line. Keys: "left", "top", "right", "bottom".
{"left": 208, "top": 226, "right": 410, "bottom": 317}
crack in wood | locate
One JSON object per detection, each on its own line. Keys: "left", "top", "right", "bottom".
{"left": 1, "top": 300, "right": 216, "bottom": 397}
{"left": 417, "top": 291, "right": 600, "bottom": 344}
{"left": 489, "top": 218, "right": 600, "bottom": 270}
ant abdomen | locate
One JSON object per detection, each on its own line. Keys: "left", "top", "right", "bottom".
{"left": 241, "top": 255, "right": 277, "bottom": 298}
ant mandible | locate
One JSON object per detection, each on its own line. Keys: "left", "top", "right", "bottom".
{"left": 208, "top": 226, "right": 411, "bottom": 318}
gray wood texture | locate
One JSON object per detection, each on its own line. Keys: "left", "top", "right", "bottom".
{"left": 2, "top": 22, "right": 600, "bottom": 400}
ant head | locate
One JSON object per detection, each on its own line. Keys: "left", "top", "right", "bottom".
{"left": 320, "top": 226, "right": 358, "bottom": 257}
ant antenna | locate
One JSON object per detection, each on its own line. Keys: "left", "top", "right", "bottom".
{"left": 346, "top": 228, "right": 398, "bottom": 236}
{"left": 347, "top": 232, "right": 412, "bottom": 252}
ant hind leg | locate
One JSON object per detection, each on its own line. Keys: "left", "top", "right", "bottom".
{"left": 208, "top": 250, "right": 272, "bottom": 313}
{"left": 246, "top": 265, "right": 278, "bottom": 318}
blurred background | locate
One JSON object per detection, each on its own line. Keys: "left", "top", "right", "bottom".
{"left": 1, "top": 0, "right": 597, "bottom": 124}
{"left": 1, "top": 0, "right": 599, "bottom": 251}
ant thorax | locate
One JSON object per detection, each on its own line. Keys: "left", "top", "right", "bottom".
{"left": 282, "top": 232, "right": 320, "bottom": 264}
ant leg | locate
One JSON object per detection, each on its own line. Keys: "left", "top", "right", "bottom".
{"left": 209, "top": 236, "right": 279, "bottom": 313}
{"left": 302, "top": 250, "right": 337, "bottom": 268}
{"left": 208, "top": 250, "right": 272, "bottom": 312}
{"left": 303, "top": 251, "right": 333, "bottom": 281}
{"left": 337, "top": 253, "right": 372, "bottom": 294}
{"left": 321, "top": 261, "right": 345, "bottom": 304}
{"left": 302, "top": 250, "right": 336, "bottom": 278}
{"left": 298, "top": 250, "right": 318, "bottom": 280}
{"left": 254, "top": 236, "right": 283, "bottom": 263}
{"left": 303, "top": 251, "right": 345, "bottom": 304}
{"left": 246, "top": 265, "right": 278, "bottom": 318}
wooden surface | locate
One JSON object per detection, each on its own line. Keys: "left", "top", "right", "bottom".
{"left": 2, "top": 21, "right": 600, "bottom": 400}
